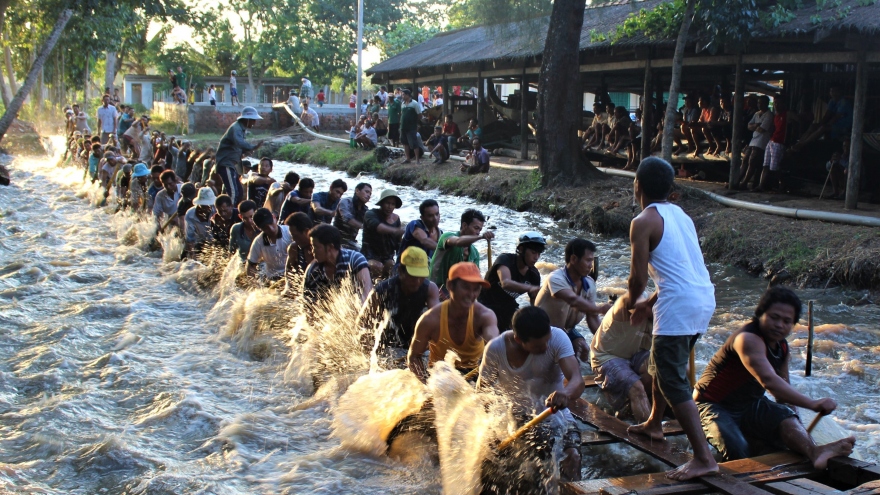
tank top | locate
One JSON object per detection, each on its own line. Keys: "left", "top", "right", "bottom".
{"left": 695, "top": 321, "right": 789, "bottom": 407}
{"left": 646, "top": 202, "right": 715, "bottom": 336}
{"left": 429, "top": 301, "right": 483, "bottom": 370}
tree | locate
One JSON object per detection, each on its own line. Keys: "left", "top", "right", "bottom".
{"left": 373, "top": 21, "right": 439, "bottom": 60}
{"left": 537, "top": 0, "right": 602, "bottom": 185}
{"left": 0, "top": 9, "right": 71, "bottom": 144}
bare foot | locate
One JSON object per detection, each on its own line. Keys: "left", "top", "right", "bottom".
{"left": 811, "top": 437, "right": 856, "bottom": 470}
{"left": 627, "top": 421, "right": 665, "bottom": 441}
{"left": 666, "top": 458, "right": 719, "bottom": 481}
{"left": 401, "top": 159, "right": 411, "bottom": 164}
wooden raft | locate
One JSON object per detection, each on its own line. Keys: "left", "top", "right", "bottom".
{"left": 562, "top": 396, "right": 880, "bottom": 495}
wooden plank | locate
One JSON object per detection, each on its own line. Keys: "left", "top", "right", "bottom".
{"left": 766, "top": 479, "right": 843, "bottom": 495}
{"left": 827, "top": 458, "right": 880, "bottom": 487}
{"left": 585, "top": 376, "right": 598, "bottom": 388}
{"left": 582, "top": 421, "right": 685, "bottom": 446}
{"left": 569, "top": 398, "right": 772, "bottom": 495}
{"left": 845, "top": 480, "right": 880, "bottom": 495}
{"left": 563, "top": 452, "right": 813, "bottom": 495}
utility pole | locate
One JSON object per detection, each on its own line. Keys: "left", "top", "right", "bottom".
{"left": 355, "top": 0, "right": 363, "bottom": 122}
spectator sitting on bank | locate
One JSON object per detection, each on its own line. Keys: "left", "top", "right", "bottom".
{"left": 583, "top": 102, "right": 609, "bottom": 150}
{"left": 825, "top": 139, "right": 849, "bottom": 200}
{"left": 287, "top": 89, "right": 302, "bottom": 115}
{"left": 442, "top": 114, "right": 461, "bottom": 152}
{"left": 354, "top": 119, "right": 378, "bottom": 149}
{"left": 434, "top": 92, "right": 444, "bottom": 108}
{"left": 426, "top": 125, "right": 450, "bottom": 164}
{"left": 377, "top": 85, "right": 389, "bottom": 106}
{"left": 693, "top": 96, "right": 721, "bottom": 158}
{"left": 458, "top": 119, "right": 482, "bottom": 148}
{"left": 792, "top": 86, "right": 852, "bottom": 152}
{"left": 606, "top": 106, "right": 634, "bottom": 158}
{"left": 371, "top": 113, "right": 387, "bottom": 143}
{"left": 708, "top": 97, "right": 733, "bottom": 157}
{"left": 301, "top": 102, "right": 320, "bottom": 132}
{"left": 677, "top": 95, "right": 700, "bottom": 156}
{"left": 603, "top": 102, "right": 617, "bottom": 148}
{"left": 461, "top": 138, "right": 491, "bottom": 175}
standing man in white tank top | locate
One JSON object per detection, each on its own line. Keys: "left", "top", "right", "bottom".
{"left": 624, "top": 157, "right": 719, "bottom": 481}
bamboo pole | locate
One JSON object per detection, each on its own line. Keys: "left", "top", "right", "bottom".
{"left": 845, "top": 48, "right": 866, "bottom": 210}
{"left": 805, "top": 300, "right": 814, "bottom": 377}
{"left": 640, "top": 56, "right": 653, "bottom": 163}
{"left": 729, "top": 53, "right": 744, "bottom": 188}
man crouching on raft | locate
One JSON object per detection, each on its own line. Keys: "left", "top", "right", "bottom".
{"left": 407, "top": 262, "right": 498, "bottom": 381}
{"left": 695, "top": 286, "right": 855, "bottom": 468}
{"left": 623, "top": 157, "right": 718, "bottom": 480}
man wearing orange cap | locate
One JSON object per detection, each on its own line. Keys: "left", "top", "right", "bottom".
{"left": 407, "top": 261, "right": 499, "bottom": 381}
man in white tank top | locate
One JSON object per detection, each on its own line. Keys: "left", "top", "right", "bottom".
{"left": 623, "top": 157, "right": 719, "bottom": 481}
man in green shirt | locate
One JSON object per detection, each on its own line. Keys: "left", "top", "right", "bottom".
{"left": 387, "top": 94, "right": 402, "bottom": 146}
{"left": 399, "top": 89, "right": 424, "bottom": 164}
{"left": 430, "top": 208, "right": 494, "bottom": 294}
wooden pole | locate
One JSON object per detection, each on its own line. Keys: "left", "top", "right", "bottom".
{"left": 845, "top": 48, "right": 867, "bottom": 210}
{"left": 477, "top": 72, "right": 484, "bottom": 125}
{"left": 442, "top": 73, "right": 450, "bottom": 116}
{"left": 520, "top": 68, "right": 529, "bottom": 159}
{"left": 641, "top": 56, "right": 653, "bottom": 163}
{"left": 805, "top": 300, "right": 814, "bottom": 377}
{"left": 497, "top": 407, "right": 555, "bottom": 451}
{"left": 728, "top": 53, "right": 744, "bottom": 188}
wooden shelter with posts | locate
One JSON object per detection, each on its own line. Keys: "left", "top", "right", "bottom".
{"left": 367, "top": 0, "right": 880, "bottom": 209}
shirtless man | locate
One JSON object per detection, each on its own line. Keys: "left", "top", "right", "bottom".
{"left": 625, "top": 157, "right": 718, "bottom": 481}
{"left": 408, "top": 262, "right": 499, "bottom": 381}
{"left": 695, "top": 286, "right": 855, "bottom": 467}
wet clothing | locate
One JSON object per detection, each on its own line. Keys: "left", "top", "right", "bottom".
{"left": 371, "top": 276, "right": 431, "bottom": 350}
{"left": 184, "top": 206, "right": 214, "bottom": 246}
{"left": 302, "top": 248, "right": 369, "bottom": 308}
{"left": 176, "top": 198, "right": 194, "bottom": 219}
{"left": 694, "top": 322, "right": 796, "bottom": 461}
{"left": 534, "top": 268, "right": 597, "bottom": 338}
{"left": 210, "top": 210, "right": 238, "bottom": 248}
{"left": 430, "top": 231, "right": 480, "bottom": 289}
{"left": 278, "top": 190, "right": 311, "bottom": 223}
{"left": 248, "top": 225, "right": 293, "bottom": 280}
{"left": 310, "top": 191, "right": 340, "bottom": 224}
{"left": 478, "top": 253, "right": 540, "bottom": 331}
{"left": 428, "top": 301, "right": 483, "bottom": 370}
{"left": 229, "top": 222, "right": 257, "bottom": 261}
{"left": 396, "top": 220, "right": 440, "bottom": 263}
{"left": 478, "top": 328, "right": 577, "bottom": 425}
{"left": 153, "top": 186, "right": 181, "bottom": 222}
{"left": 362, "top": 209, "right": 402, "bottom": 262}
{"left": 333, "top": 197, "right": 368, "bottom": 250}
{"left": 595, "top": 350, "right": 650, "bottom": 412}
{"left": 247, "top": 175, "right": 272, "bottom": 209}
{"left": 649, "top": 334, "right": 701, "bottom": 406}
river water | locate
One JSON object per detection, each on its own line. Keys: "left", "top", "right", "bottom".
{"left": 0, "top": 143, "right": 878, "bottom": 494}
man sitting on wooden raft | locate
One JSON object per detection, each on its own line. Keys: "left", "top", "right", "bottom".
{"left": 694, "top": 286, "right": 856, "bottom": 468}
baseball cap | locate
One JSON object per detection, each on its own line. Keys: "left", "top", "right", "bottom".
{"left": 400, "top": 247, "right": 429, "bottom": 277}
{"left": 448, "top": 262, "right": 489, "bottom": 288}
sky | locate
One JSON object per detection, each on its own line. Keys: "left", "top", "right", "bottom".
{"left": 148, "top": 2, "right": 382, "bottom": 80}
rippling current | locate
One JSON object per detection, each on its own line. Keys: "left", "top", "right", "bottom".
{"left": 0, "top": 140, "right": 878, "bottom": 494}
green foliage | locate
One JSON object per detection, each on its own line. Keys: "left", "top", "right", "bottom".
{"left": 760, "top": 4, "right": 798, "bottom": 28}
{"left": 512, "top": 169, "right": 542, "bottom": 204}
{"left": 613, "top": 0, "right": 759, "bottom": 54}
{"left": 373, "top": 21, "right": 440, "bottom": 59}
{"left": 447, "top": 0, "right": 552, "bottom": 29}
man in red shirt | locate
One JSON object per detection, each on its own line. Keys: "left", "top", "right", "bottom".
{"left": 441, "top": 114, "right": 461, "bottom": 152}
{"left": 759, "top": 97, "right": 797, "bottom": 192}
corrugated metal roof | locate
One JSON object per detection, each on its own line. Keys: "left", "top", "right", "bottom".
{"left": 368, "top": 0, "right": 879, "bottom": 75}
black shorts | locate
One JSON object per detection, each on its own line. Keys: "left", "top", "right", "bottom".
{"left": 402, "top": 130, "right": 420, "bottom": 149}
{"left": 648, "top": 334, "right": 700, "bottom": 406}
{"left": 388, "top": 123, "right": 400, "bottom": 141}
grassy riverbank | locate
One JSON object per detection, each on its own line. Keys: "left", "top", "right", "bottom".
{"left": 272, "top": 139, "right": 880, "bottom": 293}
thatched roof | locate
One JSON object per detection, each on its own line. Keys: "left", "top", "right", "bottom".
{"left": 367, "top": 0, "right": 880, "bottom": 76}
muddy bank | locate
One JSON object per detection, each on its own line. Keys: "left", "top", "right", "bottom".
{"left": 271, "top": 139, "right": 879, "bottom": 292}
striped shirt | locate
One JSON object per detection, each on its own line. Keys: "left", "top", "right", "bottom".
{"left": 303, "top": 248, "right": 368, "bottom": 307}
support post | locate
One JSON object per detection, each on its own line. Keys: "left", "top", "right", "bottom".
{"left": 805, "top": 301, "right": 814, "bottom": 377}
{"left": 728, "top": 53, "right": 744, "bottom": 188}
{"left": 640, "top": 57, "right": 653, "bottom": 162}
{"left": 443, "top": 74, "right": 450, "bottom": 116}
{"left": 845, "top": 48, "right": 867, "bottom": 210}
{"left": 477, "top": 73, "right": 484, "bottom": 125}
{"left": 355, "top": 0, "right": 363, "bottom": 123}
{"left": 520, "top": 69, "right": 529, "bottom": 159}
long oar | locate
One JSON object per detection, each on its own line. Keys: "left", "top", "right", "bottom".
{"left": 485, "top": 216, "right": 493, "bottom": 267}
{"left": 497, "top": 407, "right": 555, "bottom": 451}
{"left": 807, "top": 411, "right": 828, "bottom": 434}
{"left": 160, "top": 212, "right": 179, "bottom": 233}
{"left": 819, "top": 167, "right": 833, "bottom": 199}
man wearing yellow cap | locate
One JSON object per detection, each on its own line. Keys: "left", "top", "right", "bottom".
{"left": 408, "top": 261, "right": 499, "bottom": 381}
{"left": 359, "top": 247, "right": 440, "bottom": 367}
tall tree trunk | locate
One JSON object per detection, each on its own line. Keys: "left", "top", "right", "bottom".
{"left": 0, "top": 10, "right": 73, "bottom": 144}
{"left": 536, "top": 0, "right": 600, "bottom": 185}
{"left": 83, "top": 54, "right": 89, "bottom": 108}
{"left": 4, "top": 30, "right": 17, "bottom": 94}
{"left": 0, "top": 62, "right": 11, "bottom": 107}
{"left": 661, "top": 0, "right": 696, "bottom": 161}
{"left": 246, "top": 53, "right": 256, "bottom": 103}
{"left": 104, "top": 51, "right": 116, "bottom": 94}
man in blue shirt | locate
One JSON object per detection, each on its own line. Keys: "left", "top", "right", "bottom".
{"left": 460, "top": 138, "right": 491, "bottom": 174}
{"left": 310, "top": 178, "right": 347, "bottom": 224}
